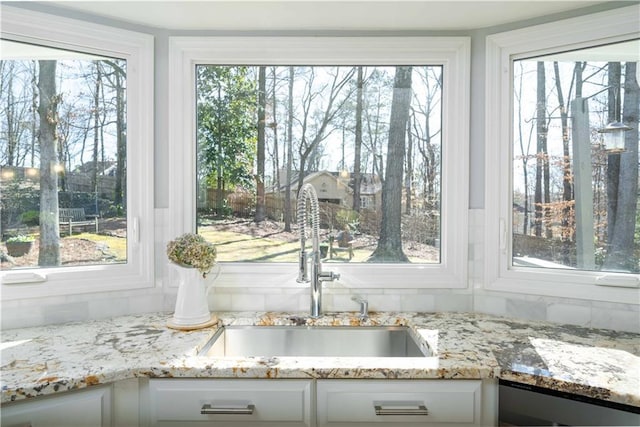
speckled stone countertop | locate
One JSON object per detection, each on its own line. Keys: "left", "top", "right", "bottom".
{"left": 1, "top": 311, "right": 638, "bottom": 407}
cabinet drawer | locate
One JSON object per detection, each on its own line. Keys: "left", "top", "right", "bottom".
{"left": 317, "top": 380, "right": 482, "bottom": 426}
{"left": 0, "top": 385, "right": 112, "bottom": 427}
{"left": 147, "top": 379, "right": 312, "bottom": 426}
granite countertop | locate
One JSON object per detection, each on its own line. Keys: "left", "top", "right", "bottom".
{"left": 1, "top": 311, "right": 638, "bottom": 408}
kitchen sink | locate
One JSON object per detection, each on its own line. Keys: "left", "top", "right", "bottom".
{"left": 198, "top": 325, "right": 431, "bottom": 358}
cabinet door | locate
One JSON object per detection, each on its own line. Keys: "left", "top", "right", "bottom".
{"left": 317, "top": 379, "right": 482, "bottom": 427}
{"left": 146, "top": 378, "right": 313, "bottom": 427}
{"left": 0, "top": 386, "right": 112, "bottom": 427}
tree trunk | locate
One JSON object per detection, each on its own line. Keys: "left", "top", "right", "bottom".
{"left": 215, "top": 83, "right": 224, "bottom": 215}
{"left": 114, "top": 62, "right": 126, "bottom": 209}
{"left": 92, "top": 62, "right": 101, "bottom": 192}
{"left": 255, "top": 66, "right": 267, "bottom": 222}
{"left": 353, "top": 67, "right": 363, "bottom": 212}
{"left": 605, "top": 62, "right": 639, "bottom": 270}
{"left": 37, "top": 60, "right": 61, "bottom": 266}
{"left": 606, "top": 62, "right": 621, "bottom": 244}
{"left": 30, "top": 61, "right": 38, "bottom": 167}
{"left": 270, "top": 67, "right": 280, "bottom": 206}
{"left": 553, "top": 61, "right": 573, "bottom": 242}
{"left": 534, "top": 62, "right": 546, "bottom": 237}
{"left": 283, "top": 67, "right": 294, "bottom": 232}
{"left": 405, "top": 114, "right": 413, "bottom": 215}
{"left": 5, "top": 64, "right": 16, "bottom": 166}
{"left": 368, "top": 66, "right": 412, "bottom": 263}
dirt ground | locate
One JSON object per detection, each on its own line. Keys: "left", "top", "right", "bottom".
{"left": 1, "top": 218, "right": 126, "bottom": 269}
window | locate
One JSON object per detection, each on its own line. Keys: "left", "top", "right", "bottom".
{"left": 195, "top": 65, "right": 443, "bottom": 264}
{"left": 169, "top": 37, "right": 469, "bottom": 288}
{"left": 485, "top": 5, "right": 640, "bottom": 302}
{"left": 0, "top": 7, "right": 154, "bottom": 298}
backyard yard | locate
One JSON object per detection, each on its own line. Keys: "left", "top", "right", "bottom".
{"left": 1, "top": 218, "right": 127, "bottom": 269}
{"left": 1, "top": 217, "right": 439, "bottom": 269}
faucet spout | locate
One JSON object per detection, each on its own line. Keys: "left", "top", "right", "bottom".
{"left": 297, "top": 183, "right": 340, "bottom": 318}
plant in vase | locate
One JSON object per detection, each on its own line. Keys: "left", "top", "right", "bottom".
{"left": 166, "top": 233, "right": 217, "bottom": 277}
{"left": 5, "top": 234, "right": 35, "bottom": 257}
{"left": 166, "top": 233, "right": 218, "bottom": 330}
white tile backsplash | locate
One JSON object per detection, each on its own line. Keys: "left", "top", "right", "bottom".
{"left": 547, "top": 303, "right": 592, "bottom": 326}
{"left": 591, "top": 307, "right": 640, "bottom": 332}
{"left": 468, "top": 209, "right": 640, "bottom": 333}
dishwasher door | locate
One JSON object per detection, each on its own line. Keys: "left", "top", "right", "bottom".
{"left": 499, "top": 380, "right": 640, "bottom": 426}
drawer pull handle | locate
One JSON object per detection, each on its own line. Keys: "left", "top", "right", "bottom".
{"left": 374, "top": 404, "right": 429, "bottom": 416}
{"left": 201, "top": 403, "right": 255, "bottom": 415}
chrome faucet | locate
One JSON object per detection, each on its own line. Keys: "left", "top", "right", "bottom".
{"left": 351, "top": 295, "right": 369, "bottom": 320}
{"left": 297, "top": 183, "right": 340, "bottom": 318}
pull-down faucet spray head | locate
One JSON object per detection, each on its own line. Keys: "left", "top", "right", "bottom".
{"left": 296, "top": 183, "right": 340, "bottom": 317}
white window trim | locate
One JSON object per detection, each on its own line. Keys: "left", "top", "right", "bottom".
{"left": 168, "top": 36, "right": 470, "bottom": 289}
{"left": 0, "top": 7, "right": 155, "bottom": 299}
{"left": 484, "top": 5, "right": 640, "bottom": 304}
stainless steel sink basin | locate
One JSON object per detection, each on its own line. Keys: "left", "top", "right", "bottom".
{"left": 199, "top": 326, "right": 430, "bottom": 357}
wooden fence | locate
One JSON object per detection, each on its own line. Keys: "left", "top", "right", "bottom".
{"left": 199, "top": 189, "right": 440, "bottom": 245}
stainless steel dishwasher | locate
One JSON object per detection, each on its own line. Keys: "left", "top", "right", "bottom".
{"left": 499, "top": 380, "right": 640, "bottom": 426}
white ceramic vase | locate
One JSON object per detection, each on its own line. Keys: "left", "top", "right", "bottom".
{"left": 167, "top": 264, "right": 215, "bottom": 329}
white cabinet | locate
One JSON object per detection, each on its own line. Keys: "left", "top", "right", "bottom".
{"left": 317, "top": 380, "right": 485, "bottom": 427}
{"left": 0, "top": 385, "right": 112, "bottom": 427}
{"left": 142, "top": 378, "right": 494, "bottom": 427}
{"left": 143, "top": 379, "right": 313, "bottom": 427}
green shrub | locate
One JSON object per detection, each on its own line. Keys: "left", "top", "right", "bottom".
{"left": 20, "top": 210, "right": 40, "bottom": 226}
{"left": 336, "top": 209, "right": 360, "bottom": 232}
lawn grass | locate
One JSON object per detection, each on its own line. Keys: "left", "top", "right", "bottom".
{"left": 68, "top": 229, "right": 431, "bottom": 265}
{"left": 198, "top": 228, "right": 433, "bottom": 264}
{"left": 199, "top": 229, "right": 301, "bottom": 262}
{"left": 71, "top": 233, "right": 127, "bottom": 261}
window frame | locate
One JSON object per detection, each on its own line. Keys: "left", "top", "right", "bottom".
{"left": 168, "top": 36, "right": 470, "bottom": 289}
{"left": 484, "top": 5, "right": 640, "bottom": 303}
{"left": 0, "top": 7, "right": 155, "bottom": 299}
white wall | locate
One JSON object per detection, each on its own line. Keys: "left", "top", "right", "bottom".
{"left": 2, "top": 1, "right": 637, "bottom": 333}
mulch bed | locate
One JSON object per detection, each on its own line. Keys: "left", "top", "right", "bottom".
{"left": 1, "top": 218, "right": 126, "bottom": 269}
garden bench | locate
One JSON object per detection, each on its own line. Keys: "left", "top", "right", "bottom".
{"left": 59, "top": 208, "right": 98, "bottom": 235}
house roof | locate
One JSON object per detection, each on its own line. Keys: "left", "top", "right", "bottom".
{"left": 272, "top": 170, "right": 381, "bottom": 196}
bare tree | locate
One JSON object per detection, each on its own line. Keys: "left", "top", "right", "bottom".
{"left": 37, "top": 60, "right": 61, "bottom": 266}
{"left": 91, "top": 61, "right": 102, "bottom": 192}
{"left": 412, "top": 67, "right": 442, "bottom": 210}
{"left": 255, "top": 66, "right": 267, "bottom": 222}
{"left": 405, "top": 114, "right": 413, "bottom": 214}
{"left": 352, "top": 67, "right": 364, "bottom": 212}
{"left": 514, "top": 62, "right": 534, "bottom": 235}
{"left": 295, "top": 67, "right": 356, "bottom": 196}
{"left": 103, "top": 60, "right": 127, "bottom": 208}
{"left": 369, "top": 66, "right": 412, "bottom": 262}
{"left": 1, "top": 61, "right": 32, "bottom": 167}
{"left": 283, "top": 67, "right": 295, "bottom": 232}
{"left": 534, "top": 61, "right": 551, "bottom": 238}
{"left": 605, "top": 62, "right": 622, "bottom": 246}
{"left": 605, "top": 62, "right": 639, "bottom": 270}
{"left": 268, "top": 67, "right": 281, "bottom": 195}
{"left": 553, "top": 61, "right": 575, "bottom": 242}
